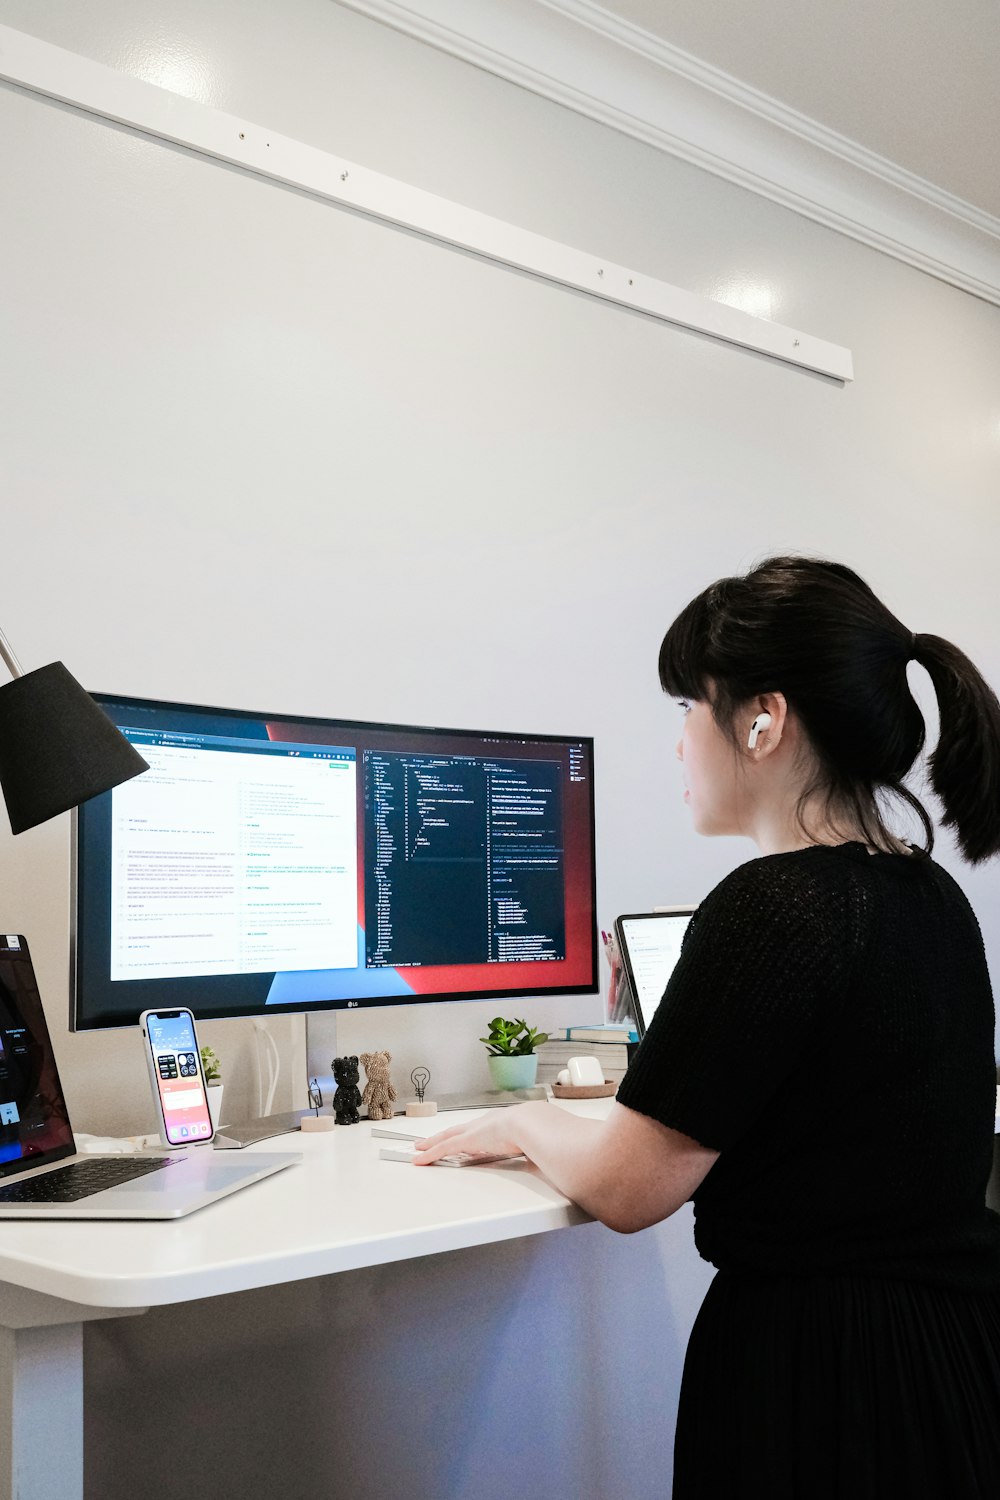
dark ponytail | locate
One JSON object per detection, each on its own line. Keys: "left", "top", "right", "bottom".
{"left": 659, "top": 557, "right": 1000, "bottom": 863}
{"left": 912, "top": 634, "right": 1000, "bottom": 863}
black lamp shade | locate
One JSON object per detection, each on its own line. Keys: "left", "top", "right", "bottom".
{"left": 0, "top": 662, "right": 149, "bottom": 834}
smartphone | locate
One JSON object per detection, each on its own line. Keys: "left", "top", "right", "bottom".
{"left": 139, "top": 1008, "right": 215, "bottom": 1148}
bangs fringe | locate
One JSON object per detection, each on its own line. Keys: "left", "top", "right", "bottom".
{"left": 658, "top": 592, "right": 715, "bottom": 701}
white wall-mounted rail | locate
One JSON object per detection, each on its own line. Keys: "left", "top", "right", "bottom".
{"left": 0, "top": 23, "right": 853, "bottom": 381}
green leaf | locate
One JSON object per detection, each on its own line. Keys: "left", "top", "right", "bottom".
{"left": 482, "top": 1016, "right": 550, "bottom": 1055}
{"left": 483, "top": 1017, "right": 518, "bottom": 1052}
{"left": 481, "top": 1022, "right": 549, "bottom": 1055}
{"left": 199, "top": 1045, "right": 221, "bottom": 1082}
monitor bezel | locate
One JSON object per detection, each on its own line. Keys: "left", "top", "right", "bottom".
{"left": 71, "top": 693, "right": 598, "bottom": 1031}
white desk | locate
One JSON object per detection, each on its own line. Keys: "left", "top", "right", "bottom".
{"left": 7, "top": 1101, "right": 998, "bottom": 1499}
{"left": 0, "top": 1100, "right": 605, "bottom": 1500}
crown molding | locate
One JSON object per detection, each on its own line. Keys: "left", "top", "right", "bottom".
{"left": 336, "top": 0, "right": 1000, "bottom": 307}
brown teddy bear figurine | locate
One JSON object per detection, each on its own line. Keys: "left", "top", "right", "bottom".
{"left": 360, "top": 1050, "right": 397, "bottom": 1121}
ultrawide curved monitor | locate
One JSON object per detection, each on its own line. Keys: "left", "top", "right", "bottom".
{"left": 72, "top": 695, "right": 597, "bottom": 1029}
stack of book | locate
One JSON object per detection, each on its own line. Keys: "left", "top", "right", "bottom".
{"left": 535, "top": 1023, "right": 635, "bottom": 1089}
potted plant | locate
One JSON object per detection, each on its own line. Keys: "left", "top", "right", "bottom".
{"left": 200, "top": 1045, "right": 224, "bottom": 1129}
{"left": 480, "top": 1017, "right": 549, "bottom": 1091}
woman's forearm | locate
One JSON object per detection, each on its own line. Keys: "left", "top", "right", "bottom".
{"left": 507, "top": 1103, "right": 616, "bottom": 1214}
{"left": 414, "top": 1101, "right": 717, "bottom": 1233}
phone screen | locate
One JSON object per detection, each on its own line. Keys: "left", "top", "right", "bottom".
{"left": 145, "top": 1011, "right": 213, "bottom": 1145}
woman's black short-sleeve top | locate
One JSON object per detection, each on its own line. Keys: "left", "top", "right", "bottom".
{"left": 616, "top": 843, "right": 1000, "bottom": 1289}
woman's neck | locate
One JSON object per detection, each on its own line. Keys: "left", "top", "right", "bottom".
{"left": 749, "top": 799, "right": 910, "bottom": 858}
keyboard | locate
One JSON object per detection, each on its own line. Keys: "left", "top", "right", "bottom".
{"left": 0, "top": 1155, "right": 174, "bottom": 1204}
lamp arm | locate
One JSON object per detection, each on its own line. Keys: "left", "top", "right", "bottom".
{"left": 0, "top": 626, "right": 24, "bottom": 679}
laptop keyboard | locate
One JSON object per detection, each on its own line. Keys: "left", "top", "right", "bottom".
{"left": 0, "top": 1155, "right": 175, "bottom": 1204}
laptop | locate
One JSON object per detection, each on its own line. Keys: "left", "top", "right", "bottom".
{"left": 615, "top": 907, "right": 696, "bottom": 1038}
{"left": 0, "top": 935, "right": 300, "bottom": 1219}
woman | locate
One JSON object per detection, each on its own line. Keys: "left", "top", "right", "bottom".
{"left": 414, "top": 556, "right": 1000, "bottom": 1497}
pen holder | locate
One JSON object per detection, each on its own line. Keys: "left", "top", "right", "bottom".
{"left": 605, "top": 954, "right": 638, "bottom": 1026}
{"left": 603, "top": 939, "right": 637, "bottom": 1028}
{"left": 609, "top": 967, "right": 636, "bottom": 1027}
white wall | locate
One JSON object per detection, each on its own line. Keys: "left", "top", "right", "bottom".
{"left": 1, "top": 3, "right": 999, "bottom": 1495}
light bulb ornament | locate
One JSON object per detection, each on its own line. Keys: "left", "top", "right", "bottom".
{"left": 406, "top": 1066, "right": 437, "bottom": 1119}
{"left": 411, "top": 1067, "right": 430, "bottom": 1104}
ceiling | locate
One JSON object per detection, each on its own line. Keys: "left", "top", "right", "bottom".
{"left": 593, "top": 0, "right": 1000, "bottom": 220}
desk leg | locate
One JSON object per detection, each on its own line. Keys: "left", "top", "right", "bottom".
{"left": 0, "top": 1321, "right": 82, "bottom": 1500}
{"left": 0, "top": 1285, "right": 147, "bottom": 1500}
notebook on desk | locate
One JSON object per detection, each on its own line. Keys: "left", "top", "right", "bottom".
{"left": 0, "top": 935, "right": 299, "bottom": 1219}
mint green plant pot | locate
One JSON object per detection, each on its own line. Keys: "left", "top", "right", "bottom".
{"left": 487, "top": 1054, "right": 539, "bottom": 1091}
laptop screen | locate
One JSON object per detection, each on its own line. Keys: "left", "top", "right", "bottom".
{"left": 0, "top": 936, "right": 75, "bottom": 1177}
{"left": 615, "top": 910, "right": 695, "bottom": 1036}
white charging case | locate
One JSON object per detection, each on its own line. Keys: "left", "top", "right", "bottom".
{"left": 567, "top": 1055, "right": 605, "bottom": 1087}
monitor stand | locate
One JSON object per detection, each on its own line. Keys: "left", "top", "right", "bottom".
{"left": 213, "top": 1109, "right": 312, "bottom": 1149}
{"left": 213, "top": 1084, "right": 548, "bottom": 1146}
{"left": 213, "top": 1016, "right": 314, "bottom": 1148}
{"left": 416, "top": 1087, "right": 547, "bottom": 1112}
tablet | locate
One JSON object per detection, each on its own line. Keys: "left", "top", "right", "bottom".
{"left": 615, "top": 907, "right": 696, "bottom": 1037}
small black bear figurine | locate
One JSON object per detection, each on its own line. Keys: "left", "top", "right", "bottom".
{"left": 332, "top": 1055, "right": 362, "bottom": 1125}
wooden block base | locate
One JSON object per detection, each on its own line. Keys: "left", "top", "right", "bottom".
{"left": 550, "top": 1080, "right": 618, "bottom": 1100}
{"left": 405, "top": 1101, "right": 438, "bottom": 1118}
{"left": 300, "top": 1115, "right": 337, "bottom": 1132}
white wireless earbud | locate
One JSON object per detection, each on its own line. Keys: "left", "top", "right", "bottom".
{"left": 747, "top": 712, "right": 773, "bottom": 750}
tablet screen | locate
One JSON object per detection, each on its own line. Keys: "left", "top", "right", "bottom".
{"left": 616, "top": 910, "right": 695, "bottom": 1036}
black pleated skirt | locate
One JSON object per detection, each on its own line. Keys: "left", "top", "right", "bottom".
{"left": 673, "top": 1270, "right": 1000, "bottom": 1499}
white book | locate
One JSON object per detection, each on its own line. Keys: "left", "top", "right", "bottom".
{"left": 535, "top": 1041, "right": 629, "bottom": 1066}
{"left": 564, "top": 1025, "right": 636, "bottom": 1044}
{"left": 536, "top": 1040, "right": 630, "bottom": 1056}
